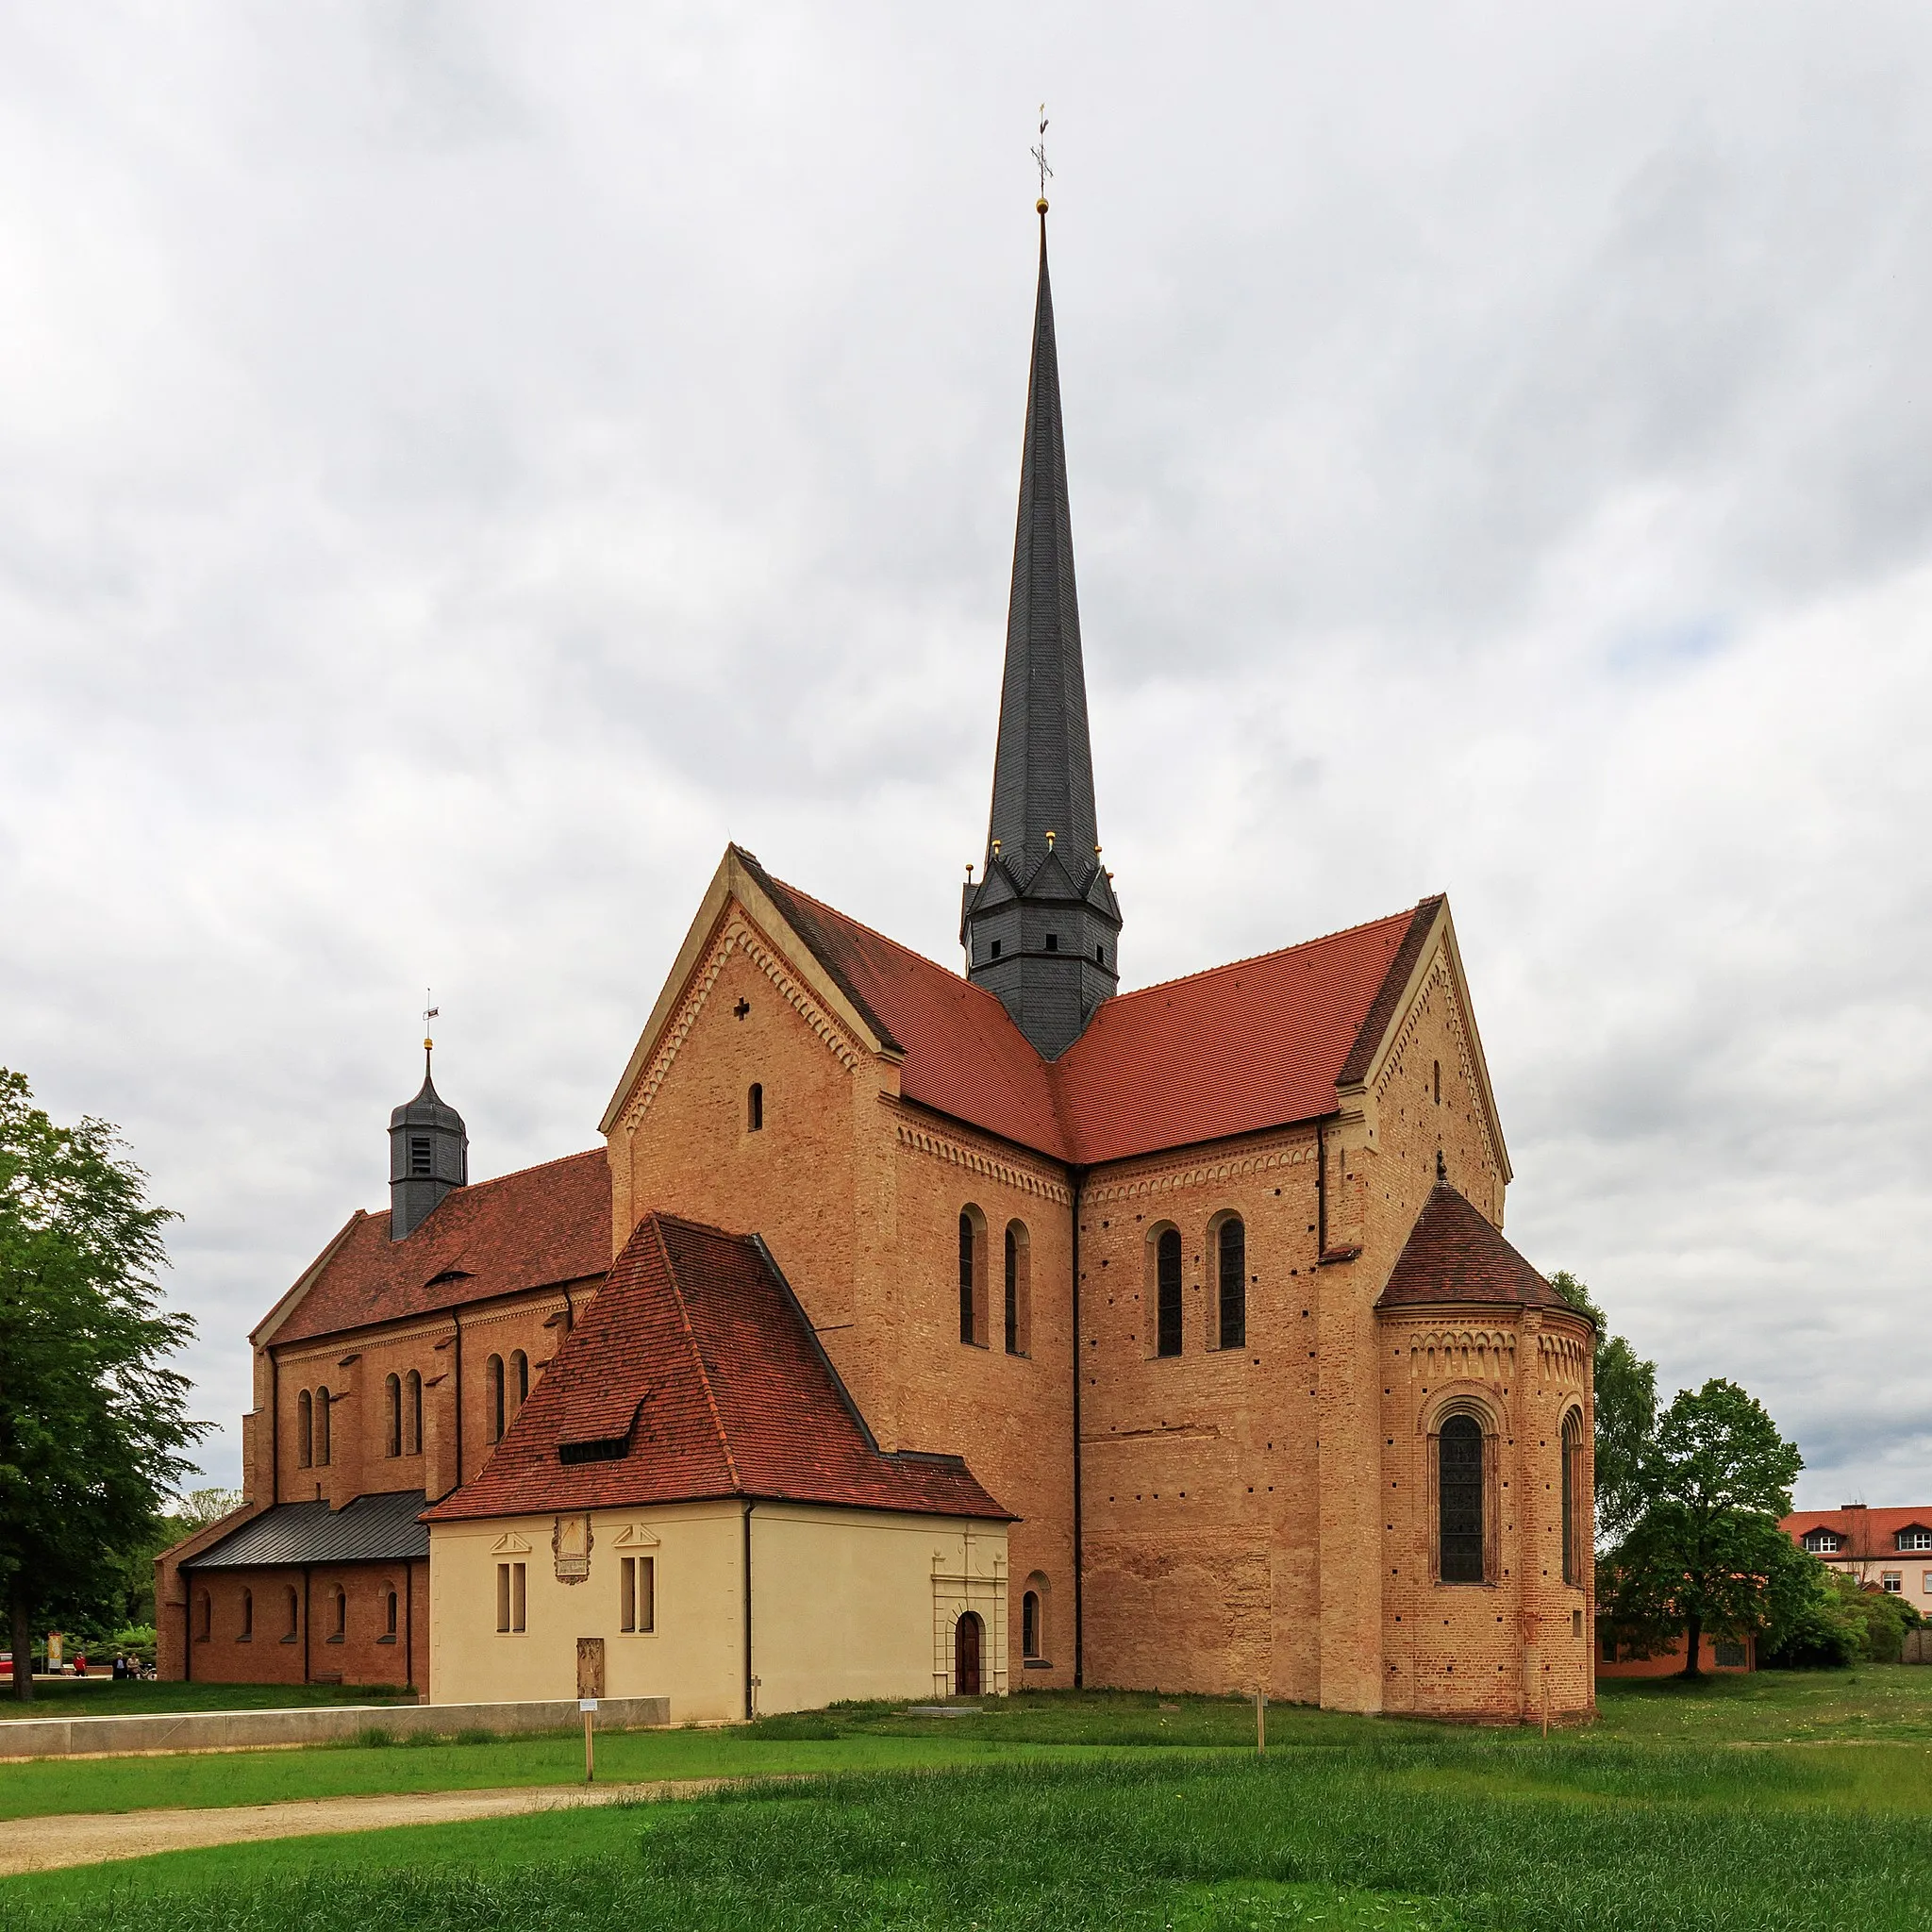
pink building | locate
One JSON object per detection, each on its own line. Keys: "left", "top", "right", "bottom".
{"left": 1781, "top": 1507, "right": 1932, "bottom": 1620}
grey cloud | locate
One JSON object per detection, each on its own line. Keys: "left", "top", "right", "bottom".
{"left": 3, "top": 2, "right": 1930, "bottom": 1507}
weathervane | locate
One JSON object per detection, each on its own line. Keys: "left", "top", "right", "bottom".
{"left": 1032, "top": 104, "right": 1052, "bottom": 211}
{"left": 423, "top": 990, "right": 440, "bottom": 1076}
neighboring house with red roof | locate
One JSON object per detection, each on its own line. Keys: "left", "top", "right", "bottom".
{"left": 159, "top": 207, "right": 1594, "bottom": 1723}
{"left": 1782, "top": 1507, "right": 1932, "bottom": 1618}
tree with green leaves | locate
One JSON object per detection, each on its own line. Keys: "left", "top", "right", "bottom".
{"left": 1546, "top": 1270, "right": 1658, "bottom": 1541}
{"left": 0, "top": 1070, "right": 207, "bottom": 1699}
{"left": 1600, "top": 1377, "right": 1812, "bottom": 1677}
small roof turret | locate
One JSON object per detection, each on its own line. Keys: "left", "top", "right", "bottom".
{"left": 389, "top": 1039, "right": 468, "bottom": 1241}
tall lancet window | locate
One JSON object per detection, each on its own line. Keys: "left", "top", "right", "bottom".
{"left": 1439, "top": 1415, "right": 1485, "bottom": 1583}
{"left": 1561, "top": 1408, "right": 1586, "bottom": 1586}
{"left": 958, "top": 1208, "right": 986, "bottom": 1346}
{"left": 1216, "top": 1217, "right": 1246, "bottom": 1350}
{"left": 1156, "top": 1228, "right": 1183, "bottom": 1357}
{"left": 1004, "top": 1222, "right": 1030, "bottom": 1357}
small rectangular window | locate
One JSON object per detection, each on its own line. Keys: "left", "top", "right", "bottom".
{"left": 1883, "top": 1572, "right": 1903, "bottom": 1593}
{"left": 1713, "top": 1641, "right": 1747, "bottom": 1667}
{"left": 990, "top": 940, "right": 1001, "bottom": 959}
{"left": 497, "top": 1561, "right": 525, "bottom": 1632}
{"left": 627, "top": 1556, "right": 655, "bottom": 1633}
{"left": 410, "top": 1137, "right": 432, "bottom": 1175}
{"left": 1924, "top": 1572, "right": 1932, "bottom": 1594}
{"left": 1044, "top": 933, "right": 1058, "bottom": 952}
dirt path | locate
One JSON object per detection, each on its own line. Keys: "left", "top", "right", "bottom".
{"left": 0, "top": 1778, "right": 730, "bottom": 1877}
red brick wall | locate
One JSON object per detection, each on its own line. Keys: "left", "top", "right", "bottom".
{"left": 1077, "top": 1124, "right": 1326, "bottom": 1700}
{"left": 1072, "top": 924, "right": 1588, "bottom": 1718}
{"left": 1598, "top": 1632, "right": 1753, "bottom": 1676}
{"left": 179, "top": 1561, "right": 428, "bottom": 1690}
{"left": 1375, "top": 1309, "right": 1593, "bottom": 1719}
{"left": 888, "top": 1108, "right": 1077, "bottom": 1688}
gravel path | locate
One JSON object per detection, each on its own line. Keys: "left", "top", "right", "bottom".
{"left": 0, "top": 1778, "right": 728, "bottom": 1876}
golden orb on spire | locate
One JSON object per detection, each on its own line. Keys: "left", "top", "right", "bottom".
{"left": 1037, "top": 197, "right": 1048, "bottom": 214}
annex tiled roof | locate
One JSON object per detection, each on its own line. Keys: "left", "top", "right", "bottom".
{"left": 1781, "top": 1508, "right": 1932, "bottom": 1552}
{"left": 184, "top": 1490, "right": 429, "bottom": 1570}
{"left": 423, "top": 1213, "right": 1010, "bottom": 1524}
{"left": 746, "top": 850, "right": 1434, "bottom": 1167}
{"left": 266, "top": 1149, "right": 609, "bottom": 1346}
{"left": 1374, "top": 1183, "right": 1579, "bottom": 1315}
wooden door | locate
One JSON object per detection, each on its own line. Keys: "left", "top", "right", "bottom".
{"left": 954, "top": 1612, "right": 982, "bottom": 1697}
{"left": 576, "top": 1636, "right": 606, "bottom": 1700}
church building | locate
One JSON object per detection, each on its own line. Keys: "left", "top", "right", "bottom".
{"left": 158, "top": 207, "right": 1595, "bottom": 1724}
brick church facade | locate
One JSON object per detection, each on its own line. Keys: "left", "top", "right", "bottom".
{"left": 159, "top": 209, "right": 1594, "bottom": 1722}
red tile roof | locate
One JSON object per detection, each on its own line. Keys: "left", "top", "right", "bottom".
{"left": 1781, "top": 1507, "right": 1932, "bottom": 1552}
{"left": 266, "top": 1149, "right": 610, "bottom": 1346}
{"left": 745, "top": 851, "right": 1434, "bottom": 1167}
{"left": 1374, "top": 1183, "right": 1578, "bottom": 1315}
{"left": 1055, "top": 909, "right": 1432, "bottom": 1164}
{"left": 423, "top": 1212, "right": 1010, "bottom": 1524}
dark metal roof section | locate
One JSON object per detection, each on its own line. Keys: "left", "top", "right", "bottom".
{"left": 961, "top": 209, "right": 1122, "bottom": 1061}
{"left": 183, "top": 1490, "right": 430, "bottom": 1570}
{"left": 389, "top": 1053, "right": 468, "bottom": 1241}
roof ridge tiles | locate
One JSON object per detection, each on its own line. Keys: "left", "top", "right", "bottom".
{"left": 718, "top": 857, "right": 1459, "bottom": 1169}
{"left": 754, "top": 859, "right": 1015, "bottom": 1019}
{"left": 1088, "top": 903, "right": 1424, "bottom": 1009}
{"left": 649, "top": 1214, "right": 743, "bottom": 1492}
{"left": 364, "top": 1143, "right": 605, "bottom": 1219}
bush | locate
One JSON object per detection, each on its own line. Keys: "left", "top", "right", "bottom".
{"left": 1763, "top": 1571, "right": 1917, "bottom": 1668}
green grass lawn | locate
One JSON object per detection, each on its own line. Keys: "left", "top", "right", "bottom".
{"left": 8, "top": 1740, "right": 1932, "bottom": 1930}
{"left": 1592, "top": 1666, "right": 1932, "bottom": 1742}
{"left": 0, "top": 1679, "right": 414, "bottom": 1720}
{"left": 6, "top": 1674, "right": 1932, "bottom": 1928}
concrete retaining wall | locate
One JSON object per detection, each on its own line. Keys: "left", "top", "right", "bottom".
{"left": 0, "top": 1694, "right": 670, "bottom": 1760}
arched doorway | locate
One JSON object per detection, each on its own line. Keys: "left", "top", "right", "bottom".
{"left": 954, "top": 1610, "right": 983, "bottom": 1697}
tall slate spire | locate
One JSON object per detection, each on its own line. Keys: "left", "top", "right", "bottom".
{"left": 960, "top": 207, "right": 1122, "bottom": 1059}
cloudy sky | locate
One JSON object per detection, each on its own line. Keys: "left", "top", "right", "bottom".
{"left": 4, "top": 4, "right": 1929, "bottom": 1507}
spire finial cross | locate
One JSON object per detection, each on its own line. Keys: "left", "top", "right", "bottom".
{"left": 1031, "top": 105, "right": 1052, "bottom": 208}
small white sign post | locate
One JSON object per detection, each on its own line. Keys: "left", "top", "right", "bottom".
{"left": 580, "top": 1698, "right": 598, "bottom": 1782}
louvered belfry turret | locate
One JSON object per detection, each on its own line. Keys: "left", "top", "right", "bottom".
{"left": 389, "top": 1047, "right": 468, "bottom": 1241}
{"left": 960, "top": 208, "right": 1121, "bottom": 1059}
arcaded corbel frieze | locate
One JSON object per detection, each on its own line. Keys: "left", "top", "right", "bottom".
{"left": 891, "top": 1118, "right": 1073, "bottom": 1205}
{"left": 1081, "top": 1130, "right": 1320, "bottom": 1209}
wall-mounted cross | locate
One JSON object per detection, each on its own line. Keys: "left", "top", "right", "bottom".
{"left": 733, "top": 998, "right": 751, "bottom": 1021}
